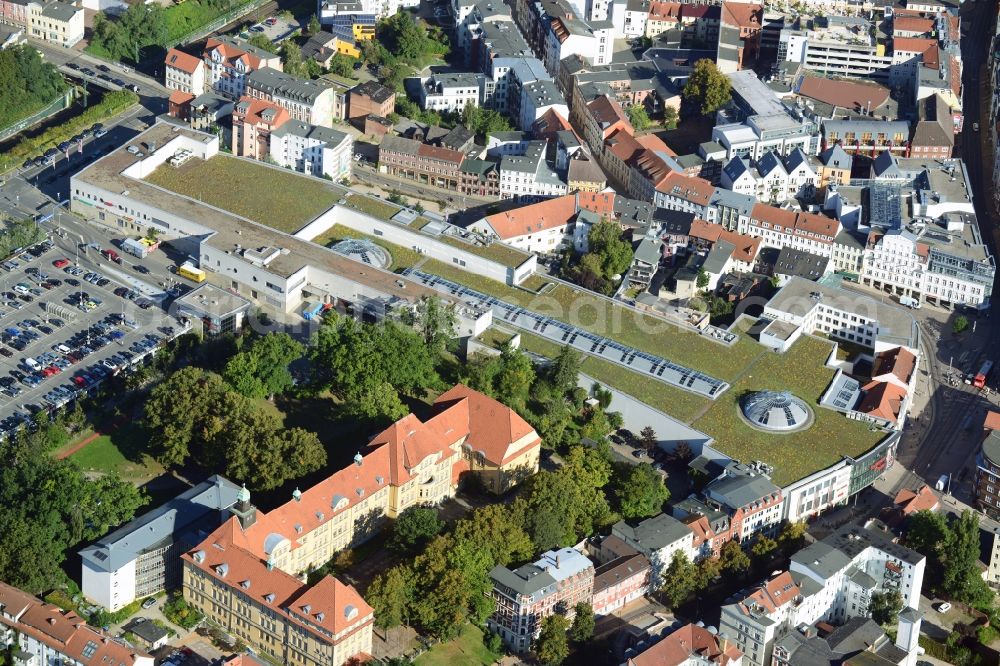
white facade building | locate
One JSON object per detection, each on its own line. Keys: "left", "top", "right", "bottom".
{"left": 417, "top": 73, "right": 484, "bottom": 114}
{"left": 269, "top": 121, "right": 354, "bottom": 181}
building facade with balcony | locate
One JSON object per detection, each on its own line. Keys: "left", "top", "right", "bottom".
{"left": 203, "top": 37, "right": 281, "bottom": 100}
{"left": 487, "top": 548, "right": 595, "bottom": 652}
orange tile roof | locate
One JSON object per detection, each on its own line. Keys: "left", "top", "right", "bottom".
{"left": 893, "top": 485, "right": 939, "bottom": 515}
{"left": 737, "top": 571, "right": 801, "bottom": 616}
{"left": 165, "top": 48, "right": 203, "bottom": 74}
{"left": 985, "top": 411, "right": 1000, "bottom": 432}
{"left": 655, "top": 171, "right": 713, "bottom": 206}
{"left": 873, "top": 346, "right": 917, "bottom": 385}
{"left": 606, "top": 130, "right": 644, "bottom": 163}
{"left": 893, "top": 37, "right": 937, "bottom": 56}
{"left": 858, "top": 381, "right": 907, "bottom": 423}
{"left": 688, "top": 220, "right": 761, "bottom": 263}
{"left": 648, "top": 1, "right": 681, "bottom": 21}
{"left": 721, "top": 0, "right": 761, "bottom": 29}
{"left": 750, "top": 203, "right": 838, "bottom": 242}
{"left": 0, "top": 582, "right": 152, "bottom": 665}
{"left": 233, "top": 95, "right": 290, "bottom": 129}
{"left": 532, "top": 108, "right": 574, "bottom": 141}
{"left": 481, "top": 192, "right": 616, "bottom": 240}
{"left": 434, "top": 384, "right": 541, "bottom": 465}
{"left": 636, "top": 133, "right": 675, "bottom": 156}
{"left": 168, "top": 90, "right": 195, "bottom": 106}
{"left": 587, "top": 95, "right": 631, "bottom": 137}
{"left": 221, "top": 385, "right": 539, "bottom": 561}
{"left": 894, "top": 16, "right": 935, "bottom": 34}
{"left": 628, "top": 623, "right": 742, "bottom": 666}
{"left": 183, "top": 519, "right": 372, "bottom": 643}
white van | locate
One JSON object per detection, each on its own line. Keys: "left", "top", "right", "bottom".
{"left": 24, "top": 357, "right": 40, "bottom": 371}
{"left": 935, "top": 474, "right": 948, "bottom": 492}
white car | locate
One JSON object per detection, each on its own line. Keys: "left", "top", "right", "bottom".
{"left": 936, "top": 602, "right": 952, "bottom": 613}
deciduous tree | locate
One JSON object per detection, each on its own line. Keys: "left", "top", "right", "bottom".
{"left": 869, "top": 590, "right": 903, "bottom": 625}
{"left": 569, "top": 602, "right": 595, "bottom": 642}
{"left": 536, "top": 614, "right": 570, "bottom": 665}
{"left": 612, "top": 462, "right": 669, "bottom": 519}
{"left": 368, "top": 566, "right": 413, "bottom": 629}
{"left": 682, "top": 59, "right": 732, "bottom": 116}
{"left": 626, "top": 104, "right": 651, "bottom": 131}
{"left": 719, "top": 540, "right": 750, "bottom": 574}
{"left": 389, "top": 506, "right": 444, "bottom": 554}
{"left": 660, "top": 551, "right": 698, "bottom": 609}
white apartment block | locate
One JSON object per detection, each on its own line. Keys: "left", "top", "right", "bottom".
{"left": 203, "top": 37, "right": 281, "bottom": 100}
{"left": 269, "top": 121, "right": 354, "bottom": 181}
{"left": 778, "top": 22, "right": 892, "bottom": 81}
{"left": 164, "top": 48, "right": 207, "bottom": 96}
{"left": 498, "top": 140, "right": 568, "bottom": 200}
{"left": 542, "top": 17, "right": 613, "bottom": 75}
{"left": 418, "top": 73, "right": 484, "bottom": 114}
{"left": 743, "top": 204, "right": 839, "bottom": 258}
{"left": 721, "top": 526, "right": 925, "bottom": 666}
{"left": 609, "top": 513, "right": 696, "bottom": 585}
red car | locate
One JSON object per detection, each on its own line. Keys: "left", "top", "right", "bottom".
{"left": 53, "top": 258, "right": 70, "bottom": 268}
{"left": 73, "top": 375, "right": 86, "bottom": 387}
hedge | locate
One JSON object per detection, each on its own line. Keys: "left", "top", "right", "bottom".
{"left": 0, "top": 89, "right": 139, "bottom": 173}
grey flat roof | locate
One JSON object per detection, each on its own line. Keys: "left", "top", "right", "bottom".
{"left": 612, "top": 513, "right": 692, "bottom": 552}
{"left": 40, "top": 1, "right": 78, "bottom": 21}
{"left": 174, "top": 283, "right": 252, "bottom": 318}
{"left": 271, "top": 120, "right": 349, "bottom": 146}
{"left": 767, "top": 276, "right": 919, "bottom": 348}
{"left": 79, "top": 475, "right": 241, "bottom": 572}
{"left": 792, "top": 525, "right": 923, "bottom": 579}
{"left": 706, "top": 468, "right": 780, "bottom": 509}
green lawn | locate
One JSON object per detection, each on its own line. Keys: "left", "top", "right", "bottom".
{"left": 145, "top": 155, "right": 340, "bottom": 233}
{"left": 435, "top": 234, "right": 529, "bottom": 268}
{"left": 343, "top": 193, "right": 401, "bottom": 221}
{"left": 419, "top": 263, "right": 760, "bottom": 382}
{"left": 479, "top": 327, "right": 710, "bottom": 423}
{"left": 69, "top": 422, "right": 164, "bottom": 483}
{"left": 692, "top": 334, "right": 885, "bottom": 486}
{"left": 414, "top": 624, "right": 500, "bottom": 666}
{"left": 311, "top": 223, "right": 423, "bottom": 269}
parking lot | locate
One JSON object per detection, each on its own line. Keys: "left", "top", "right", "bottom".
{"left": 0, "top": 238, "right": 183, "bottom": 438}
{"left": 240, "top": 15, "right": 299, "bottom": 44}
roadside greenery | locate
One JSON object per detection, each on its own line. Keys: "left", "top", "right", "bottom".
{"left": 0, "top": 219, "right": 45, "bottom": 261}
{"left": 904, "top": 510, "right": 995, "bottom": 607}
{"left": 0, "top": 45, "right": 67, "bottom": 131}
{"left": 91, "top": 5, "right": 167, "bottom": 63}
{"left": 0, "top": 89, "right": 139, "bottom": 173}
{"left": 536, "top": 614, "right": 570, "bottom": 665}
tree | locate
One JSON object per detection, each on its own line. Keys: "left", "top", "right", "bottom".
{"left": 869, "top": 590, "right": 903, "bottom": 626}
{"left": 389, "top": 506, "right": 444, "bottom": 554}
{"left": 462, "top": 102, "right": 512, "bottom": 137}
{"left": 307, "top": 13, "right": 322, "bottom": 35}
{"left": 904, "top": 510, "right": 949, "bottom": 565}
{"left": 626, "top": 104, "right": 651, "bottom": 131}
{"left": 495, "top": 342, "right": 535, "bottom": 412}
{"left": 671, "top": 442, "right": 693, "bottom": 464}
{"left": 719, "top": 540, "right": 750, "bottom": 574}
{"left": 405, "top": 295, "right": 457, "bottom": 357}
{"left": 586, "top": 218, "right": 633, "bottom": 279}
{"left": 549, "top": 345, "right": 582, "bottom": 395}
{"left": 696, "top": 267, "right": 709, "bottom": 289}
{"left": 282, "top": 41, "right": 305, "bottom": 77}
{"left": 569, "top": 602, "right": 595, "bottom": 642}
{"left": 612, "top": 462, "right": 669, "bottom": 519}
{"left": 223, "top": 332, "right": 303, "bottom": 399}
{"left": 941, "top": 510, "right": 994, "bottom": 605}
{"left": 682, "top": 59, "right": 732, "bottom": 116}
{"left": 144, "top": 367, "right": 230, "bottom": 466}
{"left": 953, "top": 315, "right": 969, "bottom": 334}
{"left": 777, "top": 521, "right": 807, "bottom": 553}
{"left": 329, "top": 53, "right": 357, "bottom": 78}
{"left": 639, "top": 426, "right": 657, "bottom": 453}
{"left": 247, "top": 32, "right": 278, "bottom": 54}
{"left": 368, "top": 566, "right": 413, "bottom": 629}
{"left": 751, "top": 535, "right": 777, "bottom": 559}
{"left": 660, "top": 551, "right": 698, "bottom": 609}
{"left": 663, "top": 106, "right": 678, "bottom": 129}
{"left": 536, "top": 614, "right": 570, "bottom": 665}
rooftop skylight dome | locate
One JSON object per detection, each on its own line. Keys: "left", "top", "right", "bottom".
{"left": 740, "top": 390, "right": 812, "bottom": 432}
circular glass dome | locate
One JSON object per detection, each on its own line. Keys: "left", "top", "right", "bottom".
{"left": 740, "top": 391, "right": 812, "bottom": 432}
{"left": 330, "top": 239, "right": 390, "bottom": 269}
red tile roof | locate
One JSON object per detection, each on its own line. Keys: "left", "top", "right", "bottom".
{"left": 165, "top": 48, "right": 203, "bottom": 74}
{"left": 893, "top": 37, "right": 937, "bottom": 56}
{"left": 984, "top": 411, "right": 1000, "bottom": 432}
{"left": 873, "top": 346, "right": 917, "bottom": 385}
{"left": 858, "top": 381, "right": 907, "bottom": 423}
{"left": 184, "top": 519, "right": 373, "bottom": 644}
{"left": 655, "top": 171, "right": 714, "bottom": 206}
{"left": 532, "top": 108, "right": 574, "bottom": 141}
{"left": 721, "top": 0, "right": 761, "bottom": 29}
{"left": 750, "top": 203, "right": 838, "bottom": 242}
{"left": 606, "top": 130, "right": 645, "bottom": 163}
{"left": 0, "top": 583, "right": 152, "bottom": 665}
{"left": 204, "top": 38, "right": 271, "bottom": 71}
{"left": 481, "top": 192, "right": 617, "bottom": 240}
{"left": 894, "top": 485, "right": 939, "bottom": 515}
{"left": 233, "top": 95, "right": 290, "bottom": 129}
{"left": 688, "top": 219, "right": 762, "bottom": 263}
{"left": 894, "top": 16, "right": 935, "bottom": 35}
{"left": 587, "top": 95, "right": 632, "bottom": 137}
{"left": 629, "top": 623, "right": 742, "bottom": 666}
{"left": 168, "top": 90, "right": 195, "bottom": 106}
{"left": 648, "top": 1, "right": 681, "bottom": 21}
{"left": 736, "top": 571, "right": 802, "bottom": 616}
{"left": 434, "top": 384, "right": 541, "bottom": 465}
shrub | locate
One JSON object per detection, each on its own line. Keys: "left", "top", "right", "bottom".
{"left": 162, "top": 595, "right": 203, "bottom": 630}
